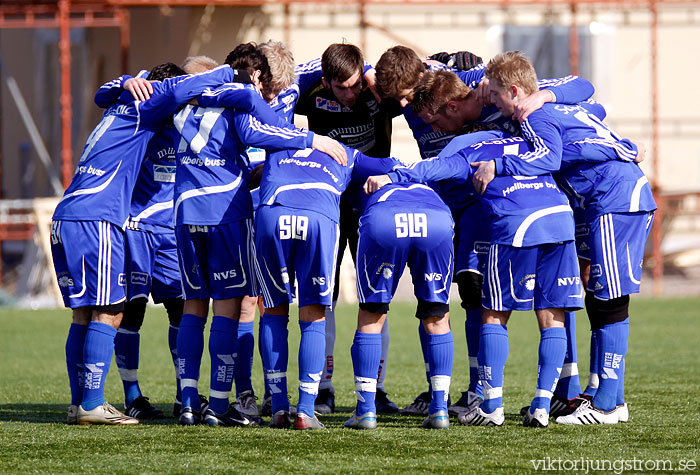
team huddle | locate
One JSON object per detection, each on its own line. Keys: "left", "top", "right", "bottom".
{"left": 50, "top": 39, "right": 655, "bottom": 430}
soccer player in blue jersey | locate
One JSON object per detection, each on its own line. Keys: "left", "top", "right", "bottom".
{"left": 365, "top": 130, "right": 585, "bottom": 427}
{"left": 170, "top": 58, "right": 346, "bottom": 426}
{"left": 252, "top": 144, "right": 401, "bottom": 429}
{"left": 52, "top": 63, "right": 242, "bottom": 425}
{"left": 468, "top": 51, "right": 650, "bottom": 423}
{"left": 346, "top": 182, "right": 455, "bottom": 430}
{"left": 374, "top": 46, "right": 595, "bottom": 416}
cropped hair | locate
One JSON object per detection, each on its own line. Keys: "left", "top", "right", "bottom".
{"left": 375, "top": 45, "right": 425, "bottom": 99}
{"left": 484, "top": 51, "right": 538, "bottom": 95}
{"left": 259, "top": 40, "right": 296, "bottom": 97}
{"left": 181, "top": 55, "right": 218, "bottom": 74}
{"left": 321, "top": 43, "right": 364, "bottom": 83}
{"left": 224, "top": 42, "right": 272, "bottom": 87}
{"left": 411, "top": 70, "right": 472, "bottom": 116}
{"left": 148, "top": 62, "right": 186, "bottom": 81}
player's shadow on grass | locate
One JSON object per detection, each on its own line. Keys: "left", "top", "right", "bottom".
{"left": 0, "top": 403, "right": 176, "bottom": 425}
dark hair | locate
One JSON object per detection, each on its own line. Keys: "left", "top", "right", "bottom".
{"left": 375, "top": 46, "right": 424, "bottom": 99}
{"left": 321, "top": 43, "right": 363, "bottom": 83}
{"left": 148, "top": 62, "right": 186, "bottom": 81}
{"left": 224, "top": 42, "right": 272, "bottom": 87}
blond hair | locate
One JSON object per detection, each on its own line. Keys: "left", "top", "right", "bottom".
{"left": 259, "top": 40, "right": 295, "bottom": 97}
{"left": 181, "top": 55, "right": 219, "bottom": 74}
{"left": 411, "top": 70, "right": 472, "bottom": 116}
{"left": 484, "top": 51, "right": 538, "bottom": 95}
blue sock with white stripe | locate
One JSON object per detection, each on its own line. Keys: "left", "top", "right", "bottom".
{"left": 176, "top": 314, "right": 205, "bottom": 411}
{"left": 465, "top": 309, "right": 483, "bottom": 396}
{"left": 260, "top": 314, "right": 289, "bottom": 414}
{"left": 208, "top": 316, "right": 238, "bottom": 414}
{"left": 554, "top": 311, "right": 582, "bottom": 400}
{"left": 532, "top": 327, "right": 567, "bottom": 411}
{"left": 65, "top": 323, "right": 88, "bottom": 406}
{"left": 594, "top": 318, "right": 628, "bottom": 412}
{"left": 479, "top": 324, "right": 508, "bottom": 413}
{"left": 297, "top": 320, "right": 325, "bottom": 417}
{"left": 234, "top": 321, "right": 255, "bottom": 395}
{"left": 81, "top": 321, "right": 117, "bottom": 411}
{"left": 168, "top": 323, "right": 182, "bottom": 405}
{"left": 351, "top": 331, "right": 381, "bottom": 415}
{"left": 418, "top": 323, "right": 431, "bottom": 389}
{"left": 583, "top": 330, "right": 600, "bottom": 397}
{"left": 427, "top": 331, "right": 454, "bottom": 414}
{"left": 114, "top": 325, "right": 142, "bottom": 407}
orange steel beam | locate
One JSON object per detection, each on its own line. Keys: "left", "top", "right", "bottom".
{"left": 59, "top": 0, "right": 73, "bottom": 189}
{"left": 103, "top": 0, "right": 700, "bottom": 6}
{"left": 568, "top": 2, "right": 579, "bottom": 76}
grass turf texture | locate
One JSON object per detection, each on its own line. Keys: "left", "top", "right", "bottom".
{"left": 1, "top": 298, "right": 698, "bottom": 474}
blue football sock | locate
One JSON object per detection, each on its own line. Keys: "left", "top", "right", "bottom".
{"left": 554, "top": 311, "right": 582, "bottom": 400}
{"left": 617, "top": 358, "right": 626, "bottom": 406}
{"left": 583, "top": 330, "right": 600, "bottom": 397}
{"left": 208, "top": 316, "right": 238, "bottom": 414}
{"left": 350, "top": 331, "right": 381, "bottom": 415}
{"left": 81, "top": 321, "right": 117, "bottom": 411}
{"left": 260, "top": 314, "right": 289, "bottom": 414}
{"left": 258, "top": 321, "right": 271, "bottom": 399}
{"left": 114, "top": 325, "right": 142, "bottom": 406}
{"left": 594, "top": 318, "right": 629, "bottom": 412}
{"left": 65, "top": 323, "right": 88, "bottom": 406}
{"left": 465, "top": 309, "right": 482, "bottom": 396}
{"left": 177, "top": 314, "right": 206, "bottom": 411}
{"left": 168, "top": 323, "right": 181, "bottom": 403}
{"left": 427, "top": 331, "right": 454, "bottom": 414}
{"left": 418, "top": 323, "right": 431, "bottom": 389}
{"left": 297, "top": 320, "right": 325, "bottom": 417}
{"left": 234, "top": 321, "right": 255, "bottom": 395}
{"left": 532, "top": 327, "right": 567, "bottom": 411}
{"left": 478, "top": 324, "right": 508, "bottom": 413}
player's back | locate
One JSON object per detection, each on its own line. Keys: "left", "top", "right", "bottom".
{"left": 173, "top": 104, "right": 252, "bottom": 226}
{"left": 129, "top": 126, "right": 180, "bottom": 229}
{"left": 258, "top": 147, "right": 355, "bottom": 223}
{"left": 556, "top": 160, "right": 657, "bottom": 221}
{"left": 53, "top": 101, "right": 158, "bottom": 228}
{"left": 530, "top": 103, "right": 638, "bottom": 168}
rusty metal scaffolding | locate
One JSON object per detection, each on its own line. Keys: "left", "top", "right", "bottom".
{"left": 1, "top": 0, "right": 698, "bottom": 295}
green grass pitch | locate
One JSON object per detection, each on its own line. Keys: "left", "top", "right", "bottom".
{"left": 1, "top": 298, "right": 698, "bottom": 473}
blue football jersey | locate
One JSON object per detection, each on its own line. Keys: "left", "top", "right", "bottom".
{"left": 258, "top": 146, "right": 401, "bottom": 223}
{"left": 388, "top": 132, "right": 574, "bottom": 247}
{"left": 556, "top": 160, "right": 657, "bottom": 221}
{"left": 128, "top": 126, "right": 180, "bottom": 230}
{"left": 493, "top": 103, "right": 638, "bottom": 177}
{"left": 172, "top": 103, "right": 314, "bottom": 226}
{"left": 53, "top": 66, "right": 237, "bottom": 228}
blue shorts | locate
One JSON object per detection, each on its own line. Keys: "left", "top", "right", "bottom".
{"left": 573, "top": 208, "right": 591, "bottom": 260}
{"left": 125, "top": 228, "right": 182, "bottom": 303}
{"left": 50, "top": 220, "right": 126, "bottom": 309}
{"left": 175, "top": 220, "right": 256, "bottom": 301}
{"left": 483, "top": 241, "right": 584, "bottom": 312}
{"left": 356, "top": 203, "right": 454, "bottom": 304}
{"left": 587, "top": 211, "right": 654, "bottom": 300}
{"left": 454, "top": 202, "right": 490, "bottom": 277}
{"left": 254, "top": 205, "right": 339, "bottom": 309}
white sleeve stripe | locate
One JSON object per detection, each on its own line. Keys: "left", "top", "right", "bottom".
{"left": 248, "top": 115, "right": 305, "bottom": 139}
{"left": 570, "top": 138, "right": 637, "bottom": 161}
{"left": 265, "top": 182, "right": 341, "bottom": 205}
{"left": 518, "top": 120, "right": 551, "bottom": 163}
